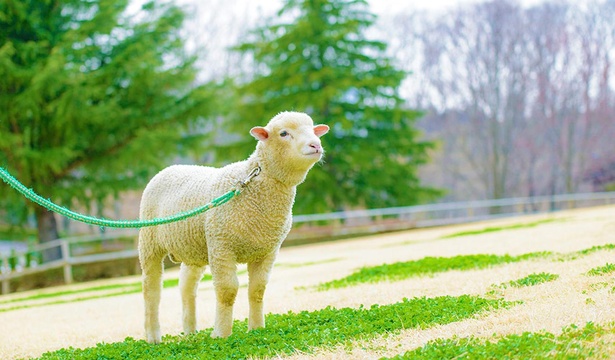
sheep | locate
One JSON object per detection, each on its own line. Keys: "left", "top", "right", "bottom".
{"left": 138, "top": 111, "right": 329, "bottom": 343}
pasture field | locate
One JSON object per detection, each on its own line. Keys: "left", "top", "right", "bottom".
{"left": 1, "top": 205, "right": 615, "bottom": 359}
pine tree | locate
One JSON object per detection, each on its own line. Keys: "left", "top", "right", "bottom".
{"left": 226, "top": 0, "right": 440, "bottom": 214}
{"left": 0, "top": 0, "right": 213, "bottom": 250}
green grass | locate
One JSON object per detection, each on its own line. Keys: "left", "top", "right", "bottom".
{"left": 0, "top": 274, "right": 213, "bottom": 312}
{"left": 36, "top": 295, "right": 513, "bottom": 360}
{"left": 557, "top": 244, "right": 615, "bottom": 262}
{"left": 2, "top": 289, "right": 144, "bottom": 313}
{"left": 317, "top": 252, "right": 550, "bottom": 290}
{"left": 318, "top": 243, "right": 615, "bottom": 291}
{"left": 586, "top": 263, "right": 615, "bottom": 276}
{"left": 0, "top": 283, "right": 140, "bottom": 305}
{"left": 503, "top": 272, "right": 559, "bottom": 288}
{"left": 441, "top": 219, "right": 560, "bottom": 239}
{"left": 384, "top": 322, "right": 611, "bottom": 359}
{"left": 5, "top": 243, "right": 615, "bottom": 311}
{"left": 486, "top": 272, "right": 559, "bottom": 297}
{"left": 586, "top": 281, "right": 610, "bottom": 293}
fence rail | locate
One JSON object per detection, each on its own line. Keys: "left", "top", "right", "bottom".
{"left": 289, "top": 191, "right": 615, "bottom": 241}
{"left": 0, "top": 232, "right": 138, "bottom": 294}
{"left": 2, "top": 191, "right": 615, "bottom": 294}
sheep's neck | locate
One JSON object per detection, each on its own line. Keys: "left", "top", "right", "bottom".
{"left": 248, "top": 154, "right": 311, "bottom": 188}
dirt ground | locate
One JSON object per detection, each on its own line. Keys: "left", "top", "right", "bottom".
{"left": 1, "top": 205, "right": 614, "bottom": 359}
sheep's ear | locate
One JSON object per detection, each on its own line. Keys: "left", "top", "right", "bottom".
{"left": 250, "top": 127, "right": 269, "bottom": 141}
{"left": 314, "top": 124, "right": 329, "bottom": 137}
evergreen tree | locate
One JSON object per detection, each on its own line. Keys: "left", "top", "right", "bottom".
{"left": 226, "top": 0, "right": 440, "bottom": 214}
{"left": 0, "top": 0, "right": 213, "bottom": 249}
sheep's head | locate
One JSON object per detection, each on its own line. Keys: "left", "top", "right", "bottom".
{"left": 250, "top": 111, "right": 329, "bottom": 185}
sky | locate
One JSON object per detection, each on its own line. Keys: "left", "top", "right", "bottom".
{"left": 173, "top": 0, "right": 592, "bottom": 82}
{"left": 370, "top": 0, "right": 544, "bottom": 12}
{"left": 246, "top": 0, "right": 554, "bottom": 16}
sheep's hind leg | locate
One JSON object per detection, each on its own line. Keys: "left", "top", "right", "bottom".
{"left": 247, "top": 253, "right": 277, "bottom": 330}
{"left": 179, "top": 263, "right": 206, "bottom": 335}
{"left": 209, "top": 259, "right": 238, "bottom": 338}
{"left": 141, "top": 252, "right": 164, "bottom": 344}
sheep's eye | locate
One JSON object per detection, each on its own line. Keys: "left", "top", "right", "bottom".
{"left": 280, "top": 130, "right": 289, "bottom": 137}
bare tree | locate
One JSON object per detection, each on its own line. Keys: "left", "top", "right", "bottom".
{"left": 397, "top": 0, "right": 530, "bottom": 200}
{"left": 389, "top": 0, "right": 615, "bottom": 201}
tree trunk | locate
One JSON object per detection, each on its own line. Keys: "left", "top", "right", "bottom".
{"left": 35, "top": 207, "right": 62, "bottom": 262}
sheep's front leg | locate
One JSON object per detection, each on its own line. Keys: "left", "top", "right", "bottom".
{"left": 247, "top": 253, "right": 277, "bottom": 330}
{"left": 179, "top": 263, "right": 206, "bottom": 335}
{"left": 210, "top": 259, "right": 238, "bottom": 338}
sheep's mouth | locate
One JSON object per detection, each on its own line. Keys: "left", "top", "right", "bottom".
{"left": 303, "top": 150, "right": 322, "bottom": 157}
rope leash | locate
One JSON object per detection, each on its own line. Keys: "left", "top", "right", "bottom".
{"left": 0, "top": 166, "right": 261, "bottom": 228}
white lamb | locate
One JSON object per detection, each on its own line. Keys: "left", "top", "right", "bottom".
{"left": 138, "top": 111, "right": 329, "bottom": 343}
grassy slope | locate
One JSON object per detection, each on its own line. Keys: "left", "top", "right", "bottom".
{"left": 33, "top": 243, "right": 615, "bottom": 359}
{"left": 7, "top": 212, "right": 615, "bottom": 359}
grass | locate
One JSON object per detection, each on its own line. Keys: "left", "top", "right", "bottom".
{"left": 5, "top": 242, "right": 615, "bottom": 310}
{"left": 0, "top": 282, "right": 144, "bottom": 305}
{"left": 36, "top": 295, "right": 513, "bottom": 360}
{"left": 440, "top": 218, "right": 560, "bottom": 239}
{"left": 0, "top": 275, "right": 213, "bottom": 312}
{"left": 1, "top": 289, "right": 143, "bottom": 313}
{"left": 7, "top": 217, "right": 615, "bottom": 359}
{"left": 316, "top": 252, "right": 550, "bottom": 290}
{"left": 384, "top": 322, "right": 611, "bottom": 359}
{"left": 486, "top": 272, "right": 559, "bottom": 297}
{"left": 502, "top": 272, "right": 559, "bottom": 288}
{"left": 555, "top": 244, "right": 615, "bottom": 262}
{"left": 7, "top": 212, "right": 615, "bottom": 359}
{"left": 0, "top": 283, "right": 137, "bottom": 305}
{"left": 586, "top": 263, "right": 615, "bottom": 276}
{"left": 317, "top": 243, "right": 615, "bottom": 290}
{"left": 582, "top": 257, "right": 615, "bottom": 298}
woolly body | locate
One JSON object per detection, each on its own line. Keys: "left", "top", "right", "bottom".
{"left": 138, "top": 111, "right": 329, "bottom": 343}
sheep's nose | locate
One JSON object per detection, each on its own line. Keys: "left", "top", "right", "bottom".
{"left": 309, "top": 143, "right": 322, "bottom": 152}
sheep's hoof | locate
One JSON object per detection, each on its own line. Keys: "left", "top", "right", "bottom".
{"left": 210, "top": 330, "right": 231, "bottom": 339}
{"left": 146, "top": 335, "right": 162, "bottom": 344}
{"left": 248, "top": 319, "right": 265, "bottom": 330}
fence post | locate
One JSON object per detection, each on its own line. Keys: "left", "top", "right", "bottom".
{"left": 1, "top": 277, "right": 8, "bottom": 295}
{"left": 1, "top": 255, "right": 9, "bottom": 294}
{"left": 61, "top": 240, "right": 73, "bottom": 285}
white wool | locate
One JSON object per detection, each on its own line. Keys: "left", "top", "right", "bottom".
{"left": 138, "top": 111, "right": 329, "bottom": 343}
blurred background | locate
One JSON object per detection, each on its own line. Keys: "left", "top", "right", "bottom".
{"left": 1, "top": 0, "right": 614, "bottom": 292}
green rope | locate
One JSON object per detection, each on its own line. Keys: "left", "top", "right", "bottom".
{"left": 0, "top": 166, "right": 241, "bottom": 228}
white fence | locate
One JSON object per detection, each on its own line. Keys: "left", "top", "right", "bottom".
{"left": 290, "top": 191, "right": 615, "bottom": 241}
{"left": 2, "top": 191, "right": 615, "bottom": 294}
{"left": 0, "top": 233, "right": 138, "bottom": 295}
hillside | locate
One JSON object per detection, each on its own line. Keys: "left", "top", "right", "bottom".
{"left": 1, "top": 205, "right": 614, "bottom": 359}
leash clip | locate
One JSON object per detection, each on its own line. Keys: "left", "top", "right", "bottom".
{"left": 238, "top": 166, "right": 261, "bottom": 188}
